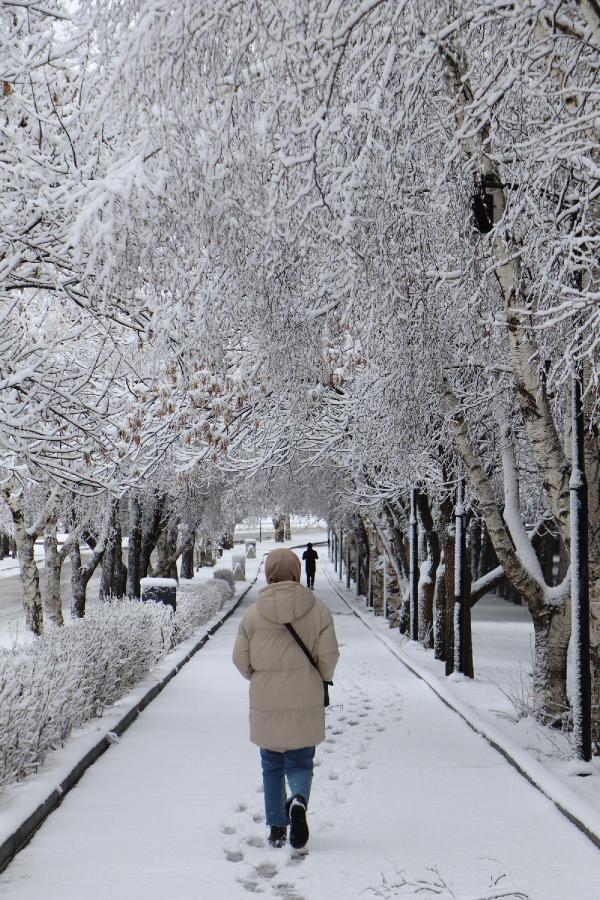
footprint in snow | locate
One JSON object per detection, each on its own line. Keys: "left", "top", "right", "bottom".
{"left": 274, "top": 881, "right": 305, "bottom": 899}
{"left": 237, "top": 877, "right": 264, "bottom": 893}
{"left": 222, "top": 824, "right": 237, "bottom": 835}
{"left": 246, "top": 835, "right": 266, "bottom": 848}
{"left": 224, "top": 847, "right": 244, "bottom": 863}
{"left": 287, "top": 848, "right": 309, "bottom": 866}
{"left": 253, "top": 861, "right": 278, "bottom": 879}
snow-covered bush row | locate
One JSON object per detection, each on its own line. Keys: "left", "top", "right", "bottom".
{"left": 0, "top": 585, "right": 231, "bottom": 790}
{"left": 173, "top": 580, "right": 231, "bottom": 643}
{"left": 212, "top": 568, "right": 235, "bottom": 597}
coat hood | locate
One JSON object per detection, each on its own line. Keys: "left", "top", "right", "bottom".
{"left": 257, "top": 581, "right": 315, "bottom": 625}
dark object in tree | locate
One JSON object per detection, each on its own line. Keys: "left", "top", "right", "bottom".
{"left": 472, "top": 174, "right": 494, "bottom": 233}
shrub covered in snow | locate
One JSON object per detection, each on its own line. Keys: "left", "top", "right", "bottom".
{"left": 0, "top": 581, "right": 233, "bottom": 791}
{"left": 174, "top": 580, "right": 231, "bottom": 642}
{"left": 213, "top": 568, "right": 235, "bottom": 598}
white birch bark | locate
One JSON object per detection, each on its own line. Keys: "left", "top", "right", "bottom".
{"left": 44, "top": 517, "right": 64, "bottom": 626}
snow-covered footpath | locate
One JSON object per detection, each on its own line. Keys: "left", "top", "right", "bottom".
{"left": 1, "top": 552, "right": 599, "bottom": 898}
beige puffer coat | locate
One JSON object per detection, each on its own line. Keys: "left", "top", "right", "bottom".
{"left": 233, "top": 581, "right": 339, "bottom": 752}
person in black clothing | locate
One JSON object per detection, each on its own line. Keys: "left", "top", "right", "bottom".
{"left": 302, "top": 543, "right": 319, "bottom": 589}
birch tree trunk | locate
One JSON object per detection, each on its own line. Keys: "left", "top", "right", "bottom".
{"left": 44, "top": 518, "right": 64, "bottom": 626}
{"left": 1, "top": 486, "right": 58, "bottom": 635}
{"left": 531, "top": 606, "right": 571, "bottom": 725}
{"left": 444, "top": 382, "right": 568, "bottom": 717}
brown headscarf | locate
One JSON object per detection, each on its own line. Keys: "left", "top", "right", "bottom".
{"left": 265, "top": 548, "right": 301, "bottom": 584}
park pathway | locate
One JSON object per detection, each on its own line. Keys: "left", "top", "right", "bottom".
{"left": 0, "top": 556, "right": 599, "bottom": 899}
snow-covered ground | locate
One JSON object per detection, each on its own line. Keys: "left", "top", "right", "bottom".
{"left": 1, "top": 544, "right": 599, "bottom": 899}
{"left": 360, "top": 587, "right": 600, "bottom": 823}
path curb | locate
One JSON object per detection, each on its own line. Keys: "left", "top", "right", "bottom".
{"left": 324, "top": 564, "right": 600, "bottom": 853}
{"left": 0, "top": 569, "right": 261, "bottom": 874}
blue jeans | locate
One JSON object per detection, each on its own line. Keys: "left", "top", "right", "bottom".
{"left": 260, "top": 746, "right": 315, "bottom": 827}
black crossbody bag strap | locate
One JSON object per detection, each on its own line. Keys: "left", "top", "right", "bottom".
{"left": 285, "top": 623, "right": 332, "bottom": 707}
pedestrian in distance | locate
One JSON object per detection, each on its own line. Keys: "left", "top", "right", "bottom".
{"left": 233, "top": 548, "right": 339, "bottom": 850}
{"left": 302, "top": 542, "right": 319, "bottom": 589}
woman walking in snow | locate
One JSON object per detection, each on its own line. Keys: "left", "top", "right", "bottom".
{"left": 233, "top": 548, "right": 339, "bottom": 849}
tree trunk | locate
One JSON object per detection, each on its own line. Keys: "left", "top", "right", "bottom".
{"left": 180, "top": 529, "right": 195, "bottom": 579}
{"left": 140, "top": 494, "right": 165, "bottom": 579}
{"left": 588, "top": 561, "right": 600, "bottom": 745}
{"left": 284, "top": 513, "right": 291, "bottom": 541}
{"left": 9, "top": 498, "right": 44, "bottom": 635}
{"left": 70, "top": 538, "right": 104, "bottom": 618}
{"left": 469, "top": 517, "right": 482, "bottom": 581}
{"left": 221, "top": 527, "right": 235, "bottom": 550}
{"left": 273, "top": 514, "right": 285, "bottom": 542}
{"left": 434, "top": 556, "right": 446, "bottom": 661}
{"left": 44, "top": 518, "right": 64, "bottom": 626}
{"left": 70, "top": 541, "right": 87, "bottom": 619}
{"left": 532, "top": 605, "right": 570, "bottom": 726}
{"left": 154, "top": 523, "right": 180, "bottom": 579}
{"left": 99, "top": 500, "right": 119, "bottom": 599}
{"left": 113, "top": 520, "right": 127, "bottom": 597}
{"left": 18, "top": 529, "right": 43, "bottom": 635}
{"left": 444, "top": 527, "right": 456, "bottom": 677}
{"left": 416, "top": 492, "right": 440, "bottom": 649}
{"left": 128, "top": 494, "right": 142, "bottom": 598}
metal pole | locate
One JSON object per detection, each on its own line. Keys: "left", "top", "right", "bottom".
{"left": 410, "top": 488, "right": 419, "bottom": 641}
{"left": 454, "top": 478, "right": 467, "bottom": 674}
{"left": 345, "top": 541, "right": 351, "bottom": 590}
{"left": 571, "top": 367, "right": 592, "bottom": 762}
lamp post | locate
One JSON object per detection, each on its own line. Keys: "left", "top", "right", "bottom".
{"left": 410, "top": 488, "right": 419, "bottom": 641}
{"left": 454, "top": 478, "right": 467, "bottom": 675}
{"left": 571, "top": 365, "right": 592, "bottom": 762}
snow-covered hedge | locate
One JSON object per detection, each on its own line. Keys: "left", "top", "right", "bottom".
{"left": 174, "top": 579, "right": 231, "bottom": 641}
{"left": 0, "top": 583, "right": 231, "bottom": 791}
{"left": 212, "top": 568, "right": 235, "bottom": 598}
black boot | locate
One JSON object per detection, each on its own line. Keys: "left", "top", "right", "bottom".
{"left": 268, "top": 825, "right": 287, "bottom": 848}
{"left": 288, "top": 795, "right": 309, "bottom": 849}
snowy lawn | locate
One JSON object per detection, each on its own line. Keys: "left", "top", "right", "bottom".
{"left": 0, "top": 552, "right": 599, "bottom": 899}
